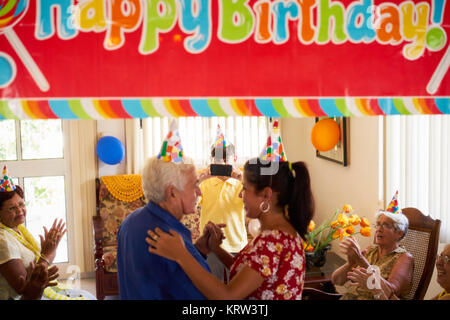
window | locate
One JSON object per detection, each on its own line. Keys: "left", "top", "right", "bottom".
{"left": 0, "top": 119, "right": 72, "bottom": 264}
{"left": 135, "top": 117, "right": 270, "bottom": 169}
{"left": 385, "top": 115, "right": 450, "bottom": 243}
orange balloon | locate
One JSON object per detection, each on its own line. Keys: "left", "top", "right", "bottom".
{"left": 311, "top": 119, "right": 340, "bottom": 151}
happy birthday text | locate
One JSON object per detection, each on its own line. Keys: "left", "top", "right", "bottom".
{"left": 35, "top": 0, "right": 448, "bottom": 60}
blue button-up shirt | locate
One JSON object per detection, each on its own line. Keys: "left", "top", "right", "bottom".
{"left": 117, "top": 201, "right": 209, "bottom": 300}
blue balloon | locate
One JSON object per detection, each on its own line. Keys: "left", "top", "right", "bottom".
{"left": 96, "top": 136, "right": 125, "bottom": 165}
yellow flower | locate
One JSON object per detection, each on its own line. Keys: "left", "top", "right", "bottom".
{"left": 276, "top": 284, "right": 287, "bottom": 294}
{"left": 349, "top": 214, "right": 361, "bottom": 226}
{"left": 308, "top": 220, "right": 315, "bottom": 232}
{"left": 331, "top": 220, "right": 340, "bottom": 228}
{"left": 262, "top": 267, "right": 272, "bottom": 277}
{"left": 305, "top": 244, "right": 314, "bottom": 252}
{"left": 345, "top": 225, "right": 355, "bottom": 235}
{"left": 360, "top": 217, "right": 370, "bottom": 228}
{"left": 333, "top": 228, "right": 349, "bottom": 241}
{"left": 342, "top": 204, "right": 353, "bottom": 214}
{"left": 275, "top": 243, "right": 283, "bottom": 254}
{"left": 284, "top": 251, "right": 292, "bottom": 261}
{"left": 361, "top": 227, "right": 371, "bottom": 237}
{"left": 261, "top": 255, "right": 270, "bottom": 266}
{"left": 332, "top": 228, "right": 341, "bottom": 239}
{"left": 337, "top": 214, "right": 350, "bottom": 226}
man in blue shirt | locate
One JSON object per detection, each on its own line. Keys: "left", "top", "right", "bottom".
{"left": 117, "top": 156, "right": 218, "bottom": 299}
{"left": 117, "top": 120, "right": 224, "bottom": 299}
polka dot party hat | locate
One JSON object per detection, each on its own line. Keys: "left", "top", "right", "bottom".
{"left": 1, "top": 166, "right": 16, "bottom": 192}
{"left": 385, "top": 190, "right": 401, "bottom": 214}
{"left": 214, "top": 124, "right": 227, "bottom": 148}
{"left": 259, "top": 120, "right": 287, "bottom": 162}
{"left": 157, "top": 120, "right": 184, "bottom": 163}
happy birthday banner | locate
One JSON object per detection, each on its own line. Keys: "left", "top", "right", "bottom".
{"left": 0, "top": 0, "right": 450, "bottom": 119}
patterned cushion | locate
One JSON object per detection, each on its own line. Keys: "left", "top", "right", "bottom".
{"left": 181, "top": 205, "right": 201, "bottom": 243}
{"left": 98, "top": 179, "right": 147, "bottom": 272}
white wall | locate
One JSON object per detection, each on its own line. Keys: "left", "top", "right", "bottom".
{"left": 96, "top": 119, "right": 127, "bottom": 177}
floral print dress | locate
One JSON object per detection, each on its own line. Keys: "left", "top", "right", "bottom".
{"left": 229, "top": 229, "right": 306, "bottom": 300}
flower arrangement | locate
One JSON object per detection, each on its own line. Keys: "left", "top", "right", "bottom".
{"left": 304, "top": 204, "right": 371, "bottom": 253}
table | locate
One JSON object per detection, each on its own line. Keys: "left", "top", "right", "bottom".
{"left": 304, "top": 251, "right": 346, "bottom": 293}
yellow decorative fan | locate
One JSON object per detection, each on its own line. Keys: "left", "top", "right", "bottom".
{"left": 101, "top": 174, "right": 144, "bottom": 202}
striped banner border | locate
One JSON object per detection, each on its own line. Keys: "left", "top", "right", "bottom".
{"left": 1, "top": 98, "right": 449, "bottom": 119}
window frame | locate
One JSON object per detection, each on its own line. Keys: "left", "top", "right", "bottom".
{"left": 1, "top": 120, "right": 75, "bottom": 277}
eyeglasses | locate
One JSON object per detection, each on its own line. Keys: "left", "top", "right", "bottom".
{"left": 374, "top": 222, "right": 395, "bottom": 230}
{"left": 7, "top": 202, "right": 26, "bottom": 213}
{"left": 437, "top": 254, "right": 450, "bottom": 264}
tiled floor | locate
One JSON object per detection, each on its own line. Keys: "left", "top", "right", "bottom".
{"left": 79, "top": 277, "right": 120, "bottom": 300}
{"left": 79, "top": 278, "right": 96, "bottom": 297}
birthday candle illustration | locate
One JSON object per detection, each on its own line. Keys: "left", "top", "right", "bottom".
{"left": 0, "top": 0, "right": 50, "bottom": 92}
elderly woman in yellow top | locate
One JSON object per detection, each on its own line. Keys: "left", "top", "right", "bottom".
{"left": 331, "top": 192, "right": 414, "bottom": 300}
{"left": 347, "top": 244, "right": 450, "bottom": 300}
{"left": 0, "top": 166, "right": 94, "bottom": 300}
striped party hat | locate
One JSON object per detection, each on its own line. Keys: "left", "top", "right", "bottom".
{"left": 259, "top": 120, "right": 287, "bottom": 162}
{"left": 385, "top": 190, "right": 401, "bottom": 214}
{"left": 157, "top": 120, "right": 184, "bottom": 163}
{"left": 1, "top": 166, "right": 16, "bottom": 192}
{"left": 214, "top": 124, "right": 227, "bottom": 148}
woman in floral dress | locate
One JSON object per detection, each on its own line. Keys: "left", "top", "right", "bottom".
{"left": 146, "top": 159, "right": 314, "bottom": 300}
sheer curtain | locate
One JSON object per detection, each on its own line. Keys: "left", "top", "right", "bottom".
{"left": 125, "top": 117, "right": 270, "bottom": 174}
{"left": 386, "top": 115, "right": 450, "bottom": 242}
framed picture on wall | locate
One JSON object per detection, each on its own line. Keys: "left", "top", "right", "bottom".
{"left": 315, "top": 117, "right": 349, "bottom": 166}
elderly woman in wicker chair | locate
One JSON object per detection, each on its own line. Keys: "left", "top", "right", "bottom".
{"left": 331, "top": 192, "right": 414, "bottom": 300}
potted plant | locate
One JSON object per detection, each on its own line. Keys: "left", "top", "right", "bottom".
{"left": 304, "top": 205, "right": 371, "bottom": 269}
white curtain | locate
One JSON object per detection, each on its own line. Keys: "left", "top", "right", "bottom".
{"left": 386, "top": 115, "right": 450, "bottom": 243}
{"left": 68, "top": 120, "right": 97, "bottom": 273}
{"left": 125, "top": 117, "right": 270, "bottom": 175}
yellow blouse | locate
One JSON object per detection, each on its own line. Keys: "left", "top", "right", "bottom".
{"left": 342, "top": 245, "right": 413, "bottom": 300}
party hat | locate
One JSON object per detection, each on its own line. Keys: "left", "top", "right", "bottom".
{"left": 1, "top": 166, "right": 16, "bottom": 192}
{"left": 157, "top": 120, "right": 184, "bottom": 163}
{"left": 385, "top": 190, "right": 401, "bottom": 214}
{"left": 213, "top": 124, "right": 227, "bottom": 148}
{"left": 376, "top": 190, "right": 408, "bottom": 229}
{"left": 259, "top": 120, "right": 287, "bottom": 162}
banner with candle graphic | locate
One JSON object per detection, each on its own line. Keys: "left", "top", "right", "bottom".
{"left": 0, "top": 0, "right": 450, "bottom": 119}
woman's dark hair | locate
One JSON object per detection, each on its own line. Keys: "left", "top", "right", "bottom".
{"left": 0, "top": 185, "right": 24, "bottom": 210}
{"left": 211, "top": 144, "right": 236, "bottom": 162}
{"left": 244, "top": 159, "right": 314, "bottom": 240}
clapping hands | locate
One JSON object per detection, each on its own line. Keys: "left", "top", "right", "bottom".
{"left": 39, "top": 219, "right": 67, "bottom": 263}
{"left": 339, "top": 236, "right": 363, "bottom": 266}
{"left": 19, "top": 262, "right": 59, "bottom": 300}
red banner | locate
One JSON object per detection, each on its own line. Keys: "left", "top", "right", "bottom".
{"left": 0, "top": 0, "right": 449, "bottom": 99}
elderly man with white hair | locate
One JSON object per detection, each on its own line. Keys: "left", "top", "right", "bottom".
{"left": 117, "top": 122, "right": 222, "bottom": 300}
{"left": 331, "top": 191, "right": 414, "bottom": 300}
